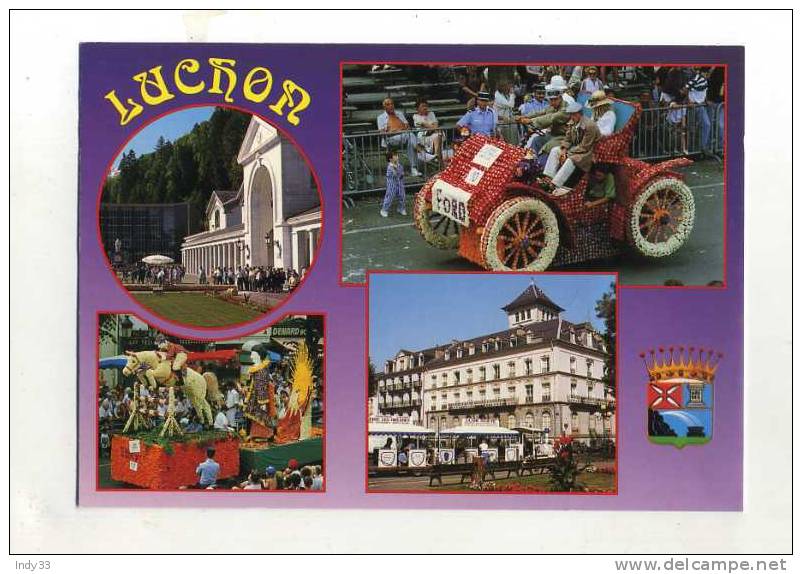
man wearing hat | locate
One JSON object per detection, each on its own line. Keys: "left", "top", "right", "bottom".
{"left": 544, "top": 101, "right": 602, "bottom": 193}
{"left": 587, "top": 89, "right": 617, "bottom": 136}
{"left": 518, "top": 83, "right": 549, "bottom": 117}
{"left": 455, "top": 91, "right": 497, "bottom": 137}
{"left": 517, "top": 83, "right": 571, "bottom": 155}
{"left": 580, "top": 66, "right": 604, "bottom": 96}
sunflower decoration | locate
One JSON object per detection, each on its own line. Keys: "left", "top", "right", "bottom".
{"left": 286, "top": 342, "right": 314, "bottom": 416}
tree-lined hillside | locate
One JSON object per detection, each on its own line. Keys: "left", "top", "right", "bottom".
{"left": 102, "top": 108, "right": 251, "bottom": 225}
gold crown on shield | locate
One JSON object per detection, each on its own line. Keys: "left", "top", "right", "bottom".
{"left": 639, "top": 347, "right": 723, "bottom": 383}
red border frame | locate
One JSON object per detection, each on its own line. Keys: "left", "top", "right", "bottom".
{"left": 96, "top": 103, "right": 326, "bottom": 332}
{"left": 94, "top": 309, "right": 327, "bottom": 494}
{"left": 337, "top": 60, "right": 728, "bottom": 292}
{"left": 363, "top": 269, "right": 620, "bottom": 496}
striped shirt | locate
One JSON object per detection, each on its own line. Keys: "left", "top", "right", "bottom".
{"left": 386, "top": 163, "right": 405, "bottom": 196}
{"left": 685, "top": 72, "right": 708, "bottom": 104}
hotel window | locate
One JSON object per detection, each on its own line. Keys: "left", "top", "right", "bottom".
{"left": 466, "top": 391, "right": 473, "bottom": 402}
{"left": 587, "top": 359, "right": 594, "bottom": 376}
{"left": 444, "top": 351, "right": 450, "bottom": 361}
{"left": 453, "top": 392, "right": 460, "bottom": 403}
{"left": 510, "top": 336, "right": 517, "bottom": 348}
{"left": 508, "top": 386, "right": 516, "bottom": 399}
{"left": 431, "top": 375, "right": 437, "bottom": 388}
{"left": 493, "top": 387, "right": 501, "bottom": 399}
{"left": 468, "top": 345, "right": 475, "bottom": 356}
{"left": 479, "top": 389, "right": 487, "bottom": 401}
{"left": 525, "top": 358, "right": 533, "bottom": 375}
{"left": 525, "top": 412, "right": 535, "bottom": 428}
{"left": 481, "top": 342, "right": 488, "bottom": 352}
{"left": 457, "top": 348, "right": 463, "bottom": 359}
{"left": 541, "top": 356, "right": 550, "bottom": 373}
{"left": 571, "top": 379, "right": 577, "bottom": 395}
{"left": 542, "top": 382, "right": 551, "bottom": 402}
{"left": 494, "top": 340, "right": 500, "bottom": 351}
{"left": 466, "top": 368, "right": 473, "bottom": 383}
{"left": 525, "top": 384, "right": 534, "bottom": 403}
{"left": 508, "top": 361, "right": 516, "bottom": 377}
{"left": 570, "top": 356, "right": 577, "bottom": 374}
{"left": 453, "top": 371, "right": 461, "bottom": 384}
{"left": 588, "top": 382, "right": 594, "bottom": 395}
{"left": 541, "top": 411, "right": 551, "bottom": 430}
{"left": 492, "top": 364, "right": 501, "bottom": 379}
{"left": 571, "top": 413, "right": 579, "bottom": 431}
{"left": 525, "top": 309, "right": 531, "bottom": 320}
{"left": 479, "top": 366, "right": 486, "bottom": 381}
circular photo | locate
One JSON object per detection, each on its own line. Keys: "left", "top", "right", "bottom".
{"left": 99, "top": 106, "right": 322, "bottom": 329}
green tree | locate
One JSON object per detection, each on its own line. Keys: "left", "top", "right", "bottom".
{"left": 595, "top": 282, "right": 616, "bottom": 396}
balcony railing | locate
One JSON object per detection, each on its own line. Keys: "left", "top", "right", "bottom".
{"left": 567, "top": 395, "right": 616, "bottom": 408}
{"left": 446, "top": 398, "right": 517, "bottom": 411}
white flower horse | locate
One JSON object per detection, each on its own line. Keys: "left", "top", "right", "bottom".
{"left": 122, "top": 350, "right": 221, "bottom": 427}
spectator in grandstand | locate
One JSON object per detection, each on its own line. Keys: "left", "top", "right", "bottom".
{"left": 376, "top": 98, "right": 421, "bottom": 177}
{"left": 661, "top": 87, "right": 689, "bottom": 155}
{"left": 379, "top": 150, "right": 406, "bottom": 218}
{"left": 634, "top": 91, "right": 662, "bottom": 157}
{"left": 685, "top": 66, "right": 712, "bottom": 155}
{"left": 412, "top": 99, "right": 444, "bottom": 164}
{"left": 580, "top": 66, "right": 605, "bottom": 96}
{"left": 457, "top": 65, "right": 485, "bottom": 110}
{"left": 587, "top": 90, "right": 617, "bottom": 137}
{"left": 544, "top": 101, "right": 602, "bottom": 194}
{"left": 456, "top": 91, "right": 497, "bottom": 137}
{"left": 494, "top": 79, "right": 518, "bottom": 143}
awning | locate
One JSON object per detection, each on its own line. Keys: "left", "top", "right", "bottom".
{"left": 368, "top": 422, "right": 435, "bottom": 436}
{"left": 99, "top": 356, "right": 128, "bottom": 369}
{"left": 440, "top": 425, "right": 520, "bottom": 438}
{"left": 186, "top": 350, "right": 240, "bottom": 363}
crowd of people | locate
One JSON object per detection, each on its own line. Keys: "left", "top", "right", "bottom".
{"left": 230, "top": 459, "right": 324, "bottom": 491}
{"left": 196, "top": 264, "right": 302, "bottom": 292}
{"left": 374, "top": 64, "right": 723, "bottom": 217}
{"left": 116, "top": 263, "right": 186, "bottom": 285}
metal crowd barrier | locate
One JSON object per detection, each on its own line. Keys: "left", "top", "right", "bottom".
{"left": 342, "top": 102, "right": 725, "bottom": 196}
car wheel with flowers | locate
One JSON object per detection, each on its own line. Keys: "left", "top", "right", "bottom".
{"left": 629, "top": 177, "right": 695, "bottom": 257}
{"left": 480, "top": 197, "right": 560, "bottom": 271}
{"left": 413, "top": 183, "right": 461, "bottom": 250}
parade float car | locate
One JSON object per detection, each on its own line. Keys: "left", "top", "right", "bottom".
{"left": 413, "top": 100, "right": 696, "bottom": 271}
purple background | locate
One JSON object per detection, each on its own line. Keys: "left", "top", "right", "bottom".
{"left": 78, "top": 44, "right": 743, "bottom": 509}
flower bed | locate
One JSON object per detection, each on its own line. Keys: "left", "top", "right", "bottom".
{"left": 109, "top": 431, "right": 239, "bottom": 490}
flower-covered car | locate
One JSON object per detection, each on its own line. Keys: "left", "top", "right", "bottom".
{"left": 413, "top": 100, "right": 695, "bottom": 271}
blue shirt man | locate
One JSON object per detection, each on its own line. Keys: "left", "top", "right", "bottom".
{"left": 456, "top": 91, "right": 497, "bottom": 136}
{"left": 196, "top": 448, "right": 220, "bottom": 487}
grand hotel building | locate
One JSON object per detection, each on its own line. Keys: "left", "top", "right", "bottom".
{"left": 372, "top": 283, "right": 616, "bottom": 443}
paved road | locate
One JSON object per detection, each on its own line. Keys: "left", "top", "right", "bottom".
{"left": 342, "top": 160, "right": 725, "bottom": 286}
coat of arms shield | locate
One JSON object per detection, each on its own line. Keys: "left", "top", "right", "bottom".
{"left": 642, "top": 347, "right": 722, "bottom": 448}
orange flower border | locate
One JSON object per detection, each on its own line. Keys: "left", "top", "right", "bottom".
{"left": 109, "top": 434, "right": 240, "bottom": 489}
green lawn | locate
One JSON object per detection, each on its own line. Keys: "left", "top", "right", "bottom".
{"left": 131, "top": 292, "right": 263, "bottom": 327}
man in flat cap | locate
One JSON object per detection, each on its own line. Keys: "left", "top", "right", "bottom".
{"left": 543, "top": 101, "right": 602, "bottom": 194}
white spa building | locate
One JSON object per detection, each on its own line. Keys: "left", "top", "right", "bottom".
{"left": 181, "top": 116, "right": 321, "bottom": 274}
{"left": 373, "top": 283, "right": 616, "bottom": 444}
